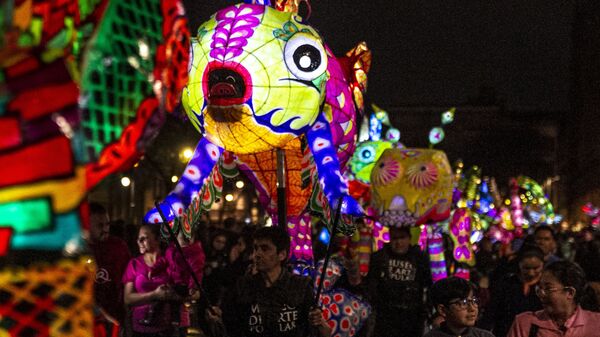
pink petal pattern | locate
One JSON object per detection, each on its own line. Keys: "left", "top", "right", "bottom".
{"left": 210, "top": 5, "right": 264, "bottom": 61}
{"left": 406, "top": 162, "right": 438, "bottom": 189}
{"left": 372, "top": 157, "right": 401, "bottom": 186}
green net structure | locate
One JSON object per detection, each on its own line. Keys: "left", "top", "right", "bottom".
{"left": 80, "top": 0, "right": 164, "bottom": 159}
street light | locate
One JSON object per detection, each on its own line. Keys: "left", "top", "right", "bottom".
{"left": 121, "top": 176, "right": 131, "bottom": 187}
{"left": 236, "top": 180, "right": 244, "bottom": 189}
{"left": 180, "top": 147, "right": 193, "bottom": 162}
{"left": 225, "top": 194, "right": 234, "bottom": 202}
{"left": 171, "top": 175, "right": 178, "bottom": 183}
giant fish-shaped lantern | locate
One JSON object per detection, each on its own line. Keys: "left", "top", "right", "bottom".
{"left": 146, "top": 1, "right": 370, "bottom": 267}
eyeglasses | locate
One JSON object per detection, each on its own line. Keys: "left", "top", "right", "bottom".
{"left": 448, "top": 297, "right": 480, "bottom": 309}
{"left": 534, "top": 285, "right": 572, "bottom": 297}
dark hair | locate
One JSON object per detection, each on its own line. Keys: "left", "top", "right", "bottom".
{"left": 430, "top": 276, "right": 477, "bottom": 306}
{"left": 517, "top": 246, "right": 545, "bottom": 263}
{"left": 544, "top": 261, "right": 587, "bottom": 304}
{"left": 253, "top": 226, "right": 290, "bottom": 255}
{"left": 239, "top": 226, "right": 255, "bottom": 248}
{"left": 223, "top": 217, "right": 237, "bottom": 230}
{"left": 211, "top": 230, "right": 229, "bottom": 241}
{"left": 89, "top": 202, "right": 108, "bottom": 216}
{"left": 140, "top": 223, "right": 162, "bottom": 242}
{"left": 534, "top": 225, "right": 557, "bottom": 241}
{"left": 389, "top": 226, "right": 411, "bottom": 238}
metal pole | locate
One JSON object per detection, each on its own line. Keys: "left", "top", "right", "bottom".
{"left": 276, "top": 148, "right": 287, "bottom": 228}
{"left": 154, "top": 204, "right": 229, "bottom": 336}
{"left": 153, "top": 202, "right": 204, "bottom": 300}
{"left": 314, "top": 196, "right": 344, "bottom": 305}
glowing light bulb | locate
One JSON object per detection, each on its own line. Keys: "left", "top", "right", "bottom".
{"left": 182, "top": 148, "right": 193, "bottom": 160}
{"left": 121, "top": 176, "right": 131, "bottom": 187}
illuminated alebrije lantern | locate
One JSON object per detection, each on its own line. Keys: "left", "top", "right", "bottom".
{"left": 350, "top": 141, "right": 394, "bottom": 184}
{"left": 582, "top": 203, "right": 600, "bottom": 227}
{"left": 428, "top": 127, "right": 445, "bottom": 145}
{"left": 347, "top": 105, "right": 399, "bottom": 263}
{"left": 316, "top": 258, "right": 372, "bottom": 337}
{"left": 441, "top": 108, "right": 455, "bottom": 125}
{"left": 370, "top": 148, "right": 454, "bottom": 227}
{"left": 427, "top": 224, "right": 448, "bottom": 282}
{"left": 428, "top": 107, "right": 455, "bottom": 147}
{"left": 449, "top": 208, "right": 476, "bottom": 266}
{"left": 147, "top": 1, "right": 370, "bottom": 270}
{"left": 184, "top": 4, "right": 329, "bottom": 154}
{"left": 509, "top": 177, "right": 525, "bottom": 234}
{"left": 349, "top": 105, "right": 399, "bottom": 186}
{"left": 516, "top": 176, "right": 556, "bottom": 225}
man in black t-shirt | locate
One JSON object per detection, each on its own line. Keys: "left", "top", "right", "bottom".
{"left": 367, "top": 226, "right": 432, "bottom": 337}
{"left": 207, "top": 227, "right": 331, "bottom": 337}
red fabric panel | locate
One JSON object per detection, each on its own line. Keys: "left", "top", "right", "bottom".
{"left": 8, "top": 82, "right": 79, "bottom": 120}
{"left": 0, "top": 227, "right": 12, "bottom": 256}
{"left": 0, "top": 118, "right": 22, "bottom": 150}
{"left": 5, "top": 57, "right": 39, "bottom": 78}
{"left": 0, "top": 136, "right": 73, "bottom": 187}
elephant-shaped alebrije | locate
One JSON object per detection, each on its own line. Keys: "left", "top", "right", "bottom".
{"left": 370, "top": 148, "right": 454, "bottom": 227}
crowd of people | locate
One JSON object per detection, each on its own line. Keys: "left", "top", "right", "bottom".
{"left": 87, "top": 202, "right": 600, "bottom": 337}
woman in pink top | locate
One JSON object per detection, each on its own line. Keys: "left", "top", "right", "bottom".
{"left": 508, "top": 260, "right": 600, "bottom": 337}
{"left": 123, "top": 224, "right": 177, "bottom": 337}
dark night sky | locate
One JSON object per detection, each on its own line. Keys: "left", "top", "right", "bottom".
{"left": 185, "top": 0, "right": 574, "bottom": 111}
{"left": 312, "top": 1, "right": 573, "bottom": 111}
{"left": 181, "top": 1, "right": 575, "bottom": 186}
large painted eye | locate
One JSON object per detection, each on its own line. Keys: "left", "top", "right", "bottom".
{"left": 406, "top": 162, "right": 439, "bottom": 189}
{"left": 358, "top": 145, "right": 376, "bottom": 163}
{"left": 284, "top": 33, "right": 327, "bottom": 81}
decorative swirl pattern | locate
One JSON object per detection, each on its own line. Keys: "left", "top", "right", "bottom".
{"left": 406, "top": 162, "right": 438, "bottom": 189}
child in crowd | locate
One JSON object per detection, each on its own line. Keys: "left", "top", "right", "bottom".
{"left": 424, "top": 277, "right": 495, "bottom": 337}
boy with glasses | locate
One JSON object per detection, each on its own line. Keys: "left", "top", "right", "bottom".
{"left": 425, "top": 277, "right": 495, "bottom": 337}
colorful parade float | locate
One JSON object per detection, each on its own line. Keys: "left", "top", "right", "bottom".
{"left": 144, "top": 0, "right": 372, "bottom": 335}
{"left": 365, "top": 106, "right": 564, "bottom": 281}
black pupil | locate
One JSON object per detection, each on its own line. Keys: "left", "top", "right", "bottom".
{"left": 293, "top": 44, "right": 321, "bottom": 71}
{"left": 362, "top": 150, "right": 372, "bottom": 158}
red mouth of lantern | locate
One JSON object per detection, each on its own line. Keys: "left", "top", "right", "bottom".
{"left": 207, "top": 68, "right": 247, "bottom": 106}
